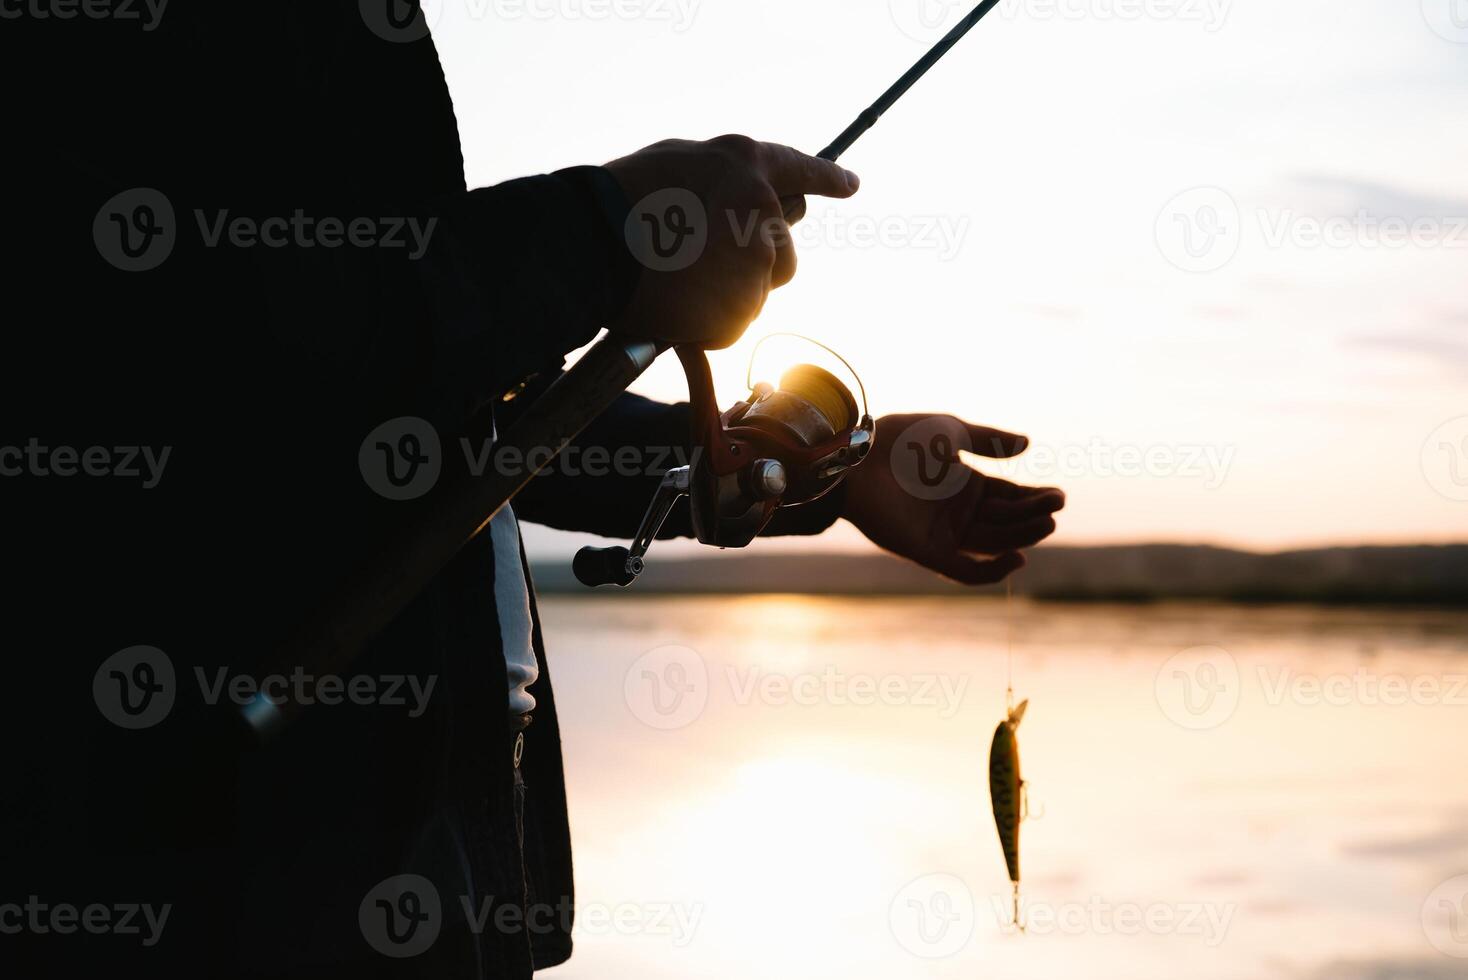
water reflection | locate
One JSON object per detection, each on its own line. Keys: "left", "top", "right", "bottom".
{"left": 540, "top": 596, "right": 1468, "bottom": 979}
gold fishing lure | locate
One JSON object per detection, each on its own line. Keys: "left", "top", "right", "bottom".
{"left": 989, "top": 696, "right": 1028, "bottom": 931}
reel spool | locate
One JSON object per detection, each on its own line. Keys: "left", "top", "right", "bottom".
{"left": 573, "top": 337, "right": 874, "bottom": 587}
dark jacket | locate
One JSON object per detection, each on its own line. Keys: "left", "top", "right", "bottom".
{"left": 4, "top": 4, "right": 839, "bottom": 977}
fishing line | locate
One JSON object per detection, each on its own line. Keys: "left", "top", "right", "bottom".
{"left": 1005, "top": 575, "right": 1015, "bottom": 712}
{"left": 992, "top": 572, "right": 1028, "bottom": 933}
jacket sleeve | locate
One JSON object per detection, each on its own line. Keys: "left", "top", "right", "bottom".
{"left": 415, "top": 166, "right": 643, "bottom": 421}
{"left": 506, "top": 381, "right": 848, "bottom": 541}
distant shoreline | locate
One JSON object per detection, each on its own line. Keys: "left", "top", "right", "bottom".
{"left": 532, "top": 543, "right": 1468, "bottom": 606}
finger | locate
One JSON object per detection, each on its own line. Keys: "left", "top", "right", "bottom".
{"left": 933, "top": 550, "right": 1026, "bottom": 587}
{"left": 965, "top": 424, "right": 1028, "bottom": 458}
{"left": 961, "top": 514, "right": 1057, "bottom": 553}
{"left": 758, "top": 143, "right": 860, "bottom": 199}
{"left": 780, "top": 194, "right": 807, "bottom": 224}
{"left": 983, "top": 488, "right": 1066, "bottom": 522}
{"left": 983, "top": 476, "right": 1065, "bottom": 502}
{"left": 771, "top": 237, "right": 797, "bottom": 289}
{"left": 750, "top": 196, "right": 797, "bottom": 289}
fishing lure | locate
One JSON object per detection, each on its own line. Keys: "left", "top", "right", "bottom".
{"left": 990, "top": 577, "right": 1036, "bottom": 932}
{"left": 989, "top": 694, "right": 1028, "bottom": 932}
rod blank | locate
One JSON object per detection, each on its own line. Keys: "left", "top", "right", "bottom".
{"left": 818, "top": 0, "right": 1008, "bottom": 162}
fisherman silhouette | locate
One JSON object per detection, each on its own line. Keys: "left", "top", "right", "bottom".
{"left": 8, "top": 4, "right": 1061, "bottom": 977}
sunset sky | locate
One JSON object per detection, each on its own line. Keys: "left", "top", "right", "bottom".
{"left": 428, "top": 0, "right": 1467, "bottom": 555}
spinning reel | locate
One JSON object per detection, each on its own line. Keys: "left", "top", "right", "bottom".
{"left": 573, "top": 336, "right": 875, "bottom": 587}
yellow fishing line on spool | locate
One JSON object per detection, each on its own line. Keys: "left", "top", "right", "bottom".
{"left": 777, "top": 364, "right": 858, "bottom": 433}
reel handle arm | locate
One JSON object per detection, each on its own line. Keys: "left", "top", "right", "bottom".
{"left": 573, "top": 465, "right": 690, "bottom": 587}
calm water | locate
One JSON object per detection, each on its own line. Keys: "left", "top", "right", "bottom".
{"left": 537, "top": 596, "right": 1468, "bottom": 980}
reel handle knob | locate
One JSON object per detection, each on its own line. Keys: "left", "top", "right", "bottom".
{"left": 573, "top": 546, "right": 642, "bottom": 588}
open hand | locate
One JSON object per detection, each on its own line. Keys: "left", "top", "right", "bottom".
{"left": 841, "top": 414, "right": 1064, "bottom": 585}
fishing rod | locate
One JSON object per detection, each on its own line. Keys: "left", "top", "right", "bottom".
{"left": 239, "top": 0, "right": 1011, "bottom": 739}
{"left": 818, "top": 0, "right": 1007, "bottom": 163}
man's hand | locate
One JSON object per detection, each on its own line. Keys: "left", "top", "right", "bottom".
{"left": 841, "top": 414, "right": 1065, "bottom": 585}
{"left": 604, "top": 135, "right": 860, "bottom": 349}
